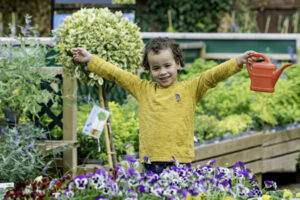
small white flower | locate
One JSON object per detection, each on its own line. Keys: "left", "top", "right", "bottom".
{"left": 158, "top": 179, "right": 168, "bottom": 187}
{"left": 128, "top": 179, "right": 139, "bottom": 187}
{"left": 52, "top": 192, "right": 60, "bottom": 198}
{"left": 164, "top": 187, "right": 177, "bottom": 196}
{"left": 34, "top": 176, "right": 43, "bottom": 183}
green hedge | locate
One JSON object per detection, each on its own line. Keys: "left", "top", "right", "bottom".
{"left": 136, "top": 0, "right": 233, "bottom": 32}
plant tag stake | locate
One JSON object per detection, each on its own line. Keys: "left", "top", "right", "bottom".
{"left": 83, "top": 105, "right": 110, "bottom": 139}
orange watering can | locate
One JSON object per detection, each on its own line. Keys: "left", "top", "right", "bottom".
{"left": 247, "top": 53, "right": 293, "bottom": 93}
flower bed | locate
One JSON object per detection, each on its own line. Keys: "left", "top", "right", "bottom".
{"left": 4, "top": 156, "right": 300, "bottom": 200}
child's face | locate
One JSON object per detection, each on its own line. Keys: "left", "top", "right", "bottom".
{"left": 148, "top": 48, "right": 181, "bottom": 87}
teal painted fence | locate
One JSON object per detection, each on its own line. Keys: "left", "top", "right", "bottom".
{"left": 142, "top": 32, "right": 300, "bottom": 64}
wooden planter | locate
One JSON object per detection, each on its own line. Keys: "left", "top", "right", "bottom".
{"left": 193, "top": 126, "right": 300, "bottom": 185}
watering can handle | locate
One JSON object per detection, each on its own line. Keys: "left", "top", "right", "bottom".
{"left": 246, "top": 53, "right": 270, "bottom": 75}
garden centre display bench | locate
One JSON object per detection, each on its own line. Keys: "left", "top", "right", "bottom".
{"left": 192, "top": 126, "right": 300, "bottom": 187}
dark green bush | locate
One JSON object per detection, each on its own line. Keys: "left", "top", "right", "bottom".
{"left": 136, "top": 0, "right": 234, "bottom": 32}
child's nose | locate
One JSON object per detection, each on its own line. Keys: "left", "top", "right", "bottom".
{"left": 159, "top": 67, "right": 167, "bottom": 75}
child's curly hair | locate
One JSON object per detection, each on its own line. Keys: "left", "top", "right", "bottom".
{"left": 142, "top": 37, "right": 185, "bottom": 71}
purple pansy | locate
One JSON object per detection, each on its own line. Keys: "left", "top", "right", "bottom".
{"left": 73, "top": 175, "right": 88, "bottom": 190}
{"left": 264, "top": 180, "right": 277, "bottom": 189}
{"left": 95, "top": 196, "right": 108, "bottom": 200}
{"left": 126, "top": 155, "right": 136, "bottom": 163}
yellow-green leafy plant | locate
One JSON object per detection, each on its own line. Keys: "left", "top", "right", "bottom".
{"left": 219, "top": 114, "right": 253, "bottom": 136}
{"left": 113, "top": 0, "right": 135, "bottom": 4}
{"left": 53, "top": 8, "right": 143, "bottom": 86}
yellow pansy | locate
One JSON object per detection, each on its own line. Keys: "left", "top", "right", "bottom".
{"left": 262, "top": 194, "right": 271, "bottom": 200}
{"left": 296, "top": 192, "right": 300, "bottom": 198}
{"left": 224, "top": 196, "right": 235, "bottom": 200}
{"left": 199, "top": 193, "right": 208, "bottom": 197}
{"left": 283, "top": 189, "right": 293, "bottom": 199}
{"left": 186, "top": 195, "right": 201, "bottom": 200}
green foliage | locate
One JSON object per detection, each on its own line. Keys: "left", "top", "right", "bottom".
{"left": 109, "top": 95, "right": 139, "bottom": 156}
{"left": 0, "top": 123, "right": 52, "bottom": 183}
{"left": 0, "top": 15, "right": 58, "bottom": 122}
{"left": 77, "top": 96, "right": 139, "bottom": 163}
{"left": 219, "top": 114, "right": 253, "bottom": 136}
{"left": 194, "top": 115, "right": 222, "bottom": 142}
{"left": 53, "top": 8, "right": 144, "bottom": 86}
{"left": 180, "top": 58, "right": 300, "bottom": 139}
{"left": 136, "top": 0, "right": 234, "bottom": 32}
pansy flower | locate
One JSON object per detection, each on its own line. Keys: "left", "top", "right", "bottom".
{"left": 264, "top": 180, "right": 277, "bottom": 189}
{"left": 64, "top": 189, "right": 74, "bottom": 198}
{"left": 73, "top": 175, "right": 88, "bottom": 190}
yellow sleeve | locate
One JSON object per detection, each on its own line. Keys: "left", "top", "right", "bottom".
{"left": 191, "top": 57, "right": 242, "bottom": 102}
{"left": 87, "top": 55, "right": 144, "bottom": 99}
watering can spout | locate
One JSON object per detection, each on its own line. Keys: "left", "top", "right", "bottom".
{"left": 273, "top": 63, "right": 293, "bottom": 86}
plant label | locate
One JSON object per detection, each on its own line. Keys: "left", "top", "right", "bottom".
{"left": 82, "top": 105, "right": 110, "bottom": 139}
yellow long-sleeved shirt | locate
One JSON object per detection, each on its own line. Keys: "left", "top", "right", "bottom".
{"left": 88, "top": 56, "right": 242, "bottom": 163}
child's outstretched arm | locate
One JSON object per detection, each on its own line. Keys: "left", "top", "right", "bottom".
{"left": 192, "top": 50, "right": 257, "bottom": 102}
{"left": 72, "top": 48, "right": 144, "bottom": 100}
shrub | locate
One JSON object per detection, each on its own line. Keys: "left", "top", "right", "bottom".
{"left": 136, "top": 0, "right": 233, "bottom": 32}
{"left": 219, "top": 114, "right": 253, "bottom": 136}
{"left": 194, "top": 114, "right": 222, "bottom": 142}
{"left": 0, "top": 14, "right": 58, "bottom": 122}
{"left": 109, "top": 95, "right": 139, "bottom": 157}
{"left": 53, "top": 8, "right": 144, "bottom": 86}
{"left": 0, "top": 123, "right": 51, "bottom": 183}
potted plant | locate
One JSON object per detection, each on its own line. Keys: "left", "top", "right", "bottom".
{"left": 53, "top": 8, "right": 144, "bottom": 168}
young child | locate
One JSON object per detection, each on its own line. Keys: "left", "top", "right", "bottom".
{"left": 73, "top": 37, "right": 256, "bottom": 174}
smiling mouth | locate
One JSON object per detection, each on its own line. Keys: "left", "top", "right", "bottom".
{"left": 159, "top": 77, "right": 170, "bottom": 82}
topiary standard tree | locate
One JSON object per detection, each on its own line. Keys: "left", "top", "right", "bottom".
{"left": 53, "top": 8, "right": 144, "bottom": 168}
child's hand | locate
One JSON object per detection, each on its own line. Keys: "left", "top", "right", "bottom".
{"left": 72, "top": 48, "right": 92, "bottom": 63}
{"left": 236, "top": 51, "right": 257, "bottom": 67}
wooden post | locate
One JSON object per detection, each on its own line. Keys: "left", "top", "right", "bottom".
{"left": 98, "top": 84, "right": 113, "bottom": 169}
{"left": 265, "top": 15, "right": 271, "bottom": 33}
{"left": 255, "top": 173, "right": 263, "bottom": 188}
{"left": 62, "top": 73, "right": 77, "bottom": 177}
{"left": 297, "top": 38, "right": 300, "bottom": 64}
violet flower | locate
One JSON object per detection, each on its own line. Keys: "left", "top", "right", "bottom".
{"left": 95, "top": 196, "right": 108, "bottom": 200}
{"left": 73, "top": 175, "right": 88, "bottom": 190}
{"left": 42, "top": 167, "right": 48, "bottom": 175}
{"left": 64, "top": 189, "right": 74, "bottom": 198}
{"left": 232, "top": 23, "right": 239, "bottom": 32}
{"left": 288, "top": 46, "right": 297, "bottom": 64}
{"left": 264, "top": 180, "right": 277, "bottom": 189}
